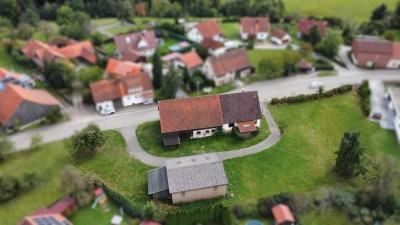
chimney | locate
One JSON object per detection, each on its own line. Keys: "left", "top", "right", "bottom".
{"left": 242, "top": 88, "right": 246, "bottom": 92}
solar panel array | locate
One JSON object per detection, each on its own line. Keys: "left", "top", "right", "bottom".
{"left": 32, "top": 216, "right": 70, "bottom": 225}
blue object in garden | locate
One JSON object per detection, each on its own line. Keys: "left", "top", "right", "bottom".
{"left": 245, "top": 220, "right": 264, "bottom": 225}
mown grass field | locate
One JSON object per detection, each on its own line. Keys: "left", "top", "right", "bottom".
{"left": 158, "top": 37, "right": 180, "bottom": 55}
{"left": 69, "top": 204, "right": 130, "bottom": 225}
{"left": 283, "top": 0, "right": 398, "bottom": 23}
{"left": 136, "top": 116, "right": 269, "bottom": 157}
{"left": 220, "top": 22, "right": 240, "bottom": 39}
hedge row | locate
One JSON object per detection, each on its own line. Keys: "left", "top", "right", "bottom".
{"left": 271, "top": 85, "right": 353, "bottom": 105}
{"left": 358, "top": 80, "right": 371, "bottom": 116}
{"left": 101, "top": 184, "right": 142, "bottom": 218}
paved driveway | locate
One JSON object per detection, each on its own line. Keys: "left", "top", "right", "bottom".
{"left": 369, "top": 80, "right": 395, "bottom": 129}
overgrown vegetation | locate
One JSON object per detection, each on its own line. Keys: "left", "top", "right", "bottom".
{"left": 70, "top": 124, "right": 106, "bottom": 160}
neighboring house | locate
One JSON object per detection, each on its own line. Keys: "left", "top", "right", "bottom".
{"left": 158, "top": 91, "right": 262, "bottom": 146}
{"left": 90, "top": 72, "right": 154, "bottom": 115}
{"left": 387, "top": 87, "right": 400, "bottom": 142}
{"left": 22, "top": 40, "right": 96, "bottom": 68}
{"left": 0, "top": 68, "right": 35, "bottom": 91}
{"left": 0, "top": 84, "right": 60, "bottom": 131}
{"left": 271, "top": 204, "right": 296, "bottom": 225}
{"left": 105, "top": 59, "right": 142, "bottom": 79}
{"left": 297, "top": 19, "right": 328, "bottom": 38}
{"left": 175, "top": 50, "right": 204, "bottom": 74}
{"left": 297, "top": 59, "right": 314, "bottom": 73}
{"left": 187, "top": 20, "right": 223, "bottom": 43}
{"left": 113, "top": 30, "right": 158, "bottom": 62}
{"left": 203, "top": 48, "right": 253, "bottom": 87}
{"left": 271, "top": 29, "right": 291, "bottom": 45}
{"left": 148, "top": 153, "right": 228, "bottom": 204}
{"left": 48, "top": 197, "right": 76, "bottom": 217}
{"left": 240, "top": 17, "right": 269, "bottom": 41}
{"left": 201, "top": 38, "right": 226, "bottom": 56}
{"left": 351, "top": 38, "right": 400, "bottom": 69}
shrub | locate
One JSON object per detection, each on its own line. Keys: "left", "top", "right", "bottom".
{"left": 257, "top": 197, "right": 276, "bottom": 218}
{"left": 70, "top": 124, "right": 106, "bottom": 159}
{"left": 358, "top": 80, "right": 371, "bottom": 116}
{"left": 232, "top": 127, "right": 245, "bottom": 141}
{"left": 251, "top": 128, "right": 260, "bottom": 136}
{"left": 232, "top": 203, "right": 257, "bottom": 219}
{"left": 273, "top": 192, "right": 293, "bottom": 205}
{"left": 102, "top": 183, "right": 142, "bottom": 218}
{"left": 43, "top": 108, "right": 63, "bottom": 125}
{"left": 213, "top": 127, "right": 225, "bottom": 139}
{"left": 0, "top": 175, "right": 20, "bottom": 202}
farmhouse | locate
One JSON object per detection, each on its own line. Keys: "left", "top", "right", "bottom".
{"left": 202, "top": 48, "right": 253, "bottom": 87}
{"left": 351, "top": 38, "right": 400, "bottom": 69}
{"left": 240, "top": 17, "right": 269, "bottom": 41}
{"left": 271, "top": 29, "right": 291, "bottom": 45}
{"left": 297, "top": 18, "right": 328, "bottom": 38}
{"left": 90, "top": 72, "right": 154, "bottom": 115}
{"left": 187, "top": 20, "right": 223, "bottom": 43}
{"left": 22, "top": 39, "right": 96, "bottom": 68}
{"left": 105, "top": 59, "right": 142, "bottom": 79}
{"left": 147, "top": 153, "right": 228, "bottom": 204}
{"left": 158, "top": 91, "right": 261, "bottom": 146}
{"left": 114, "top": 30, "right": 158, "bottom": 62}
{"left": 272, "top": 204, "right": 296, "bottom": 225}
{"left": 0, "top": 84, "right": 60, "bottom": 131}
{"left": 0, "top": 68, "right": 35, "bottom": 90}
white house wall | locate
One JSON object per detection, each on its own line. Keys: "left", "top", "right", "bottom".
{"left": 96, "top": 101, "right": 115, "bottom": 114}
{"left": 188, "top": 28, "right": 203, "bottom": 43}
{"left": 256, "top": 32, "right": 268, "bottom": 40}
{"left": 387, "top": 59, "right": 400, "bottom": 69}
{"left": 240, "top": 32, "right": 249, "bottom": 40}
{"left": 191, "top": 128, "right": 217, "bottom": 139}
{"left": 122, "top": 94, "right": 144, "bottom": 106}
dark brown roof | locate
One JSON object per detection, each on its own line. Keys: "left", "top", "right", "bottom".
{"left": 272, "top": 29, "right": 288, "bottom": 39}
{"left": 114, "top": 30, "right": 157, "bottom": 56}
{"left": 298, "top": 19, "right": 328, "bottom": 35}
{"left": 208, "top": 49, "right": 251, "bottom": 77}
{"left": 158, "top": 95, "right": 224, "bottom": 133}
{"left": 201, "top": 38, "right": 224, "bottom": 50}
{"left": 241, "top": 17, "right": 269, "bottom": 34}
{"left": 219, "top": 91, "right": 261, "bottom": 124}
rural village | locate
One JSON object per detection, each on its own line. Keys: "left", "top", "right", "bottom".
{"left": 1, "top": 0, "right": 400, "bottom": 225}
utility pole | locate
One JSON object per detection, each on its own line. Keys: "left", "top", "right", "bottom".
{"left": 196, "top": 80, "right": 200, "bottom": 97}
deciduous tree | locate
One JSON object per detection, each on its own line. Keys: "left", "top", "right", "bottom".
{"left": 56, "top": 5, "right": 74, "bottom": 26}
{"left": 315, "top": 31, "right": 343, "bottom": 58}
{"left": 70, "top": 124, "right": 106, "bottom": 158}
{"left": 60, "top": 165, "right": 94, "bottom": 207}
{"left": 117, "top": 0, "right": 135, "bottom": 24}
{"left": 0, "top": 135, "right": 14, "bottom": 162}
{"left": 43, "top": 59, "right": 75, "bottom": 90}
{"left": 19, "top": 8, "right": 39, "bottom": 26}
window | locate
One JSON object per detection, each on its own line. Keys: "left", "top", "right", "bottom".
{"left": 206, "top": 130, "right": 210, "bottom": 134}
{"left": 254, "top": 120, "right": 257, "bottom": 124}
{"left": 196, "top": 131, "right": 201, "bottom": 135}
{"left": 229, "top": 123, "right": 234, "bottom": 128}
{"left": 211, "top": 129, "right": 215, "bottom": 133}
{"left": 181, "top": 191, "right": 185, "bottom": 196}
{"left": 128, "top": 86, "right": 142, "bottom": 93}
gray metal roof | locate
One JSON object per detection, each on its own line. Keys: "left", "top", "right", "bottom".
{"left": 166, "top": 153, "right": 228, "bottom": 194}
{"left": 147, "top": 167, "right": 169, "bottom": 194}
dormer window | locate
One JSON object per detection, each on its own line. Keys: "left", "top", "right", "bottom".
{"left": 138, "top": 39, "right": 148, "bottom": 48}
{"left": 126, "top": 37, "right": 131, "bottom": 43}
{"left": 128, "top": 86, "right": 142, "bottom": 93}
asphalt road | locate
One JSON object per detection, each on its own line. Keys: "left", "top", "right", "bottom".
{"left": 10, "top": 69, "right": 400, "bottom": 150}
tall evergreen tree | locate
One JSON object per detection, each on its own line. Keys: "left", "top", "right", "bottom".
{"left": 183, "top": 67, "right": 190, "bottom": 86}
{"left": 152, "top": 50, "right": 162, "bottom": 89}
{"left": 161, "top": 64, "right": 182, "bottom": 99}
{"left": 371, "top": 3, "right": 388, "bottom": 21}
{"left": 335, "top": 132, "right": 367, "bottom": 178}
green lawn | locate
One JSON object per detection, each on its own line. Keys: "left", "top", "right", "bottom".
{"left": 317, "top": 71, "right": 337, "bottom": 77}
{"left": 302, "top": 207, "right": 355, "bottom": 225}
{"left": 283, "top": 0, "right": 398, "bottom": 23}
{"left": 220, "top": 22, "right": 240, "bottom": 39}
{"left": 101, "top": 42, "right": 117, "bottom": 56}
{"left": 189, "top": 83, "right": 237, "bottom": 97}
{"left": 69, "top": 204, "right": 130, "bottom": 225}
{"left": 247, "top": 49, "right": 295, "bottom": 68}
{"left": 108, "top": 25, "right": 134, "bottom": 35}
{"left": 136, "top": 117, "right": 269, "bottom": 157}
{"left": 158, "top": 37, "right": 180, "bottom": 55}
{"left": 91, "top": 18, "right": 119, "bottom": 28}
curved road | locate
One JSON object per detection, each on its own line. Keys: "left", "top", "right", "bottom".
{"left": 118, "top": 103, "right": 281, "bottom": 167}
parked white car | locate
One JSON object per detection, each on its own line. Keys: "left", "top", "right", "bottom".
{"left": 309, "top": 81, "right": 324, "bottom": 89}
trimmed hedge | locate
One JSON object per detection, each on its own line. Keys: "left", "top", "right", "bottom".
{"left": 271, "top": 85, "right": 353, "bottom": 105}
{"left": 101, "top": 184, "right": 142, "bottom": 218}
{"left": 358, "top": 80, "right": 371, "bottom": 116}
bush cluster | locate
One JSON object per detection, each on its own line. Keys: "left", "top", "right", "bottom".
{"left": 358, "top": 80, "right": 371, "bottom": 116}
{"left": 101, "top": 184, "right": 142, "bottom": 218}
{"left": 158, "top": 22, "right": 185, "bottom": 35}
{"left": 0, "top": 172, "right": 38, "bottom": 202}
{"left": 271, "top": 85, "right": 353, "bottom": 105}
{"left": 314, "top": 59, "right": 334, "bottom": 71}
{"left": 232, "top": 127, "right": 245, "bottom": 141}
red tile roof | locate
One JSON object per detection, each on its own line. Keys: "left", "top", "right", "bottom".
{"left": 58, "top": 41, "right": 96, "bottom": 64}
{"left": 298, "top": 59, "right": 313, "bottom": 69}
{"left": 272, "top": 204, "right": 295, "bottom": 224}
{"left": 241, "top": 17, "right": 269, "bottom": 34}
{"left": 48, "top": 197, "right": 76, "bottom": 214}
{"left": 90, "top": 72, "right": 153, "bottom": 103}
{"left": 0, "top": 68, "right": 7, "bottom": 79}
{"left": 208, "top": 49, "right": 251, "bottom": 77}
{"left": 0, "top": 84, "right": 60, "bottom": 125}
{"left": 196, "top": 20, "right": 223, "bottom": 38}
{"left": 179, "top": 51, "right": 203, "bottom": 69}
{"left": 298, "top": 19, "right": 328, "bottom": 36}
{"left": 201, "top": 38, "right": 224, "bottom": 50}
{"left": 272, "top": 29, "right": 289, "bottom": 39}
{"left": 106, "top": 59, "right": 142, "bottom": 78}
{"left": 352, "top": 39, "right": 398, "bottom": 68}
{"left": 114, "top": 30, "right": 157, "bottom": 60}
{"left": 158, "top": 95, "right": 224, "bottom": 133}
{"left": 237, "top": 121, "right": 257, "bottom": 132}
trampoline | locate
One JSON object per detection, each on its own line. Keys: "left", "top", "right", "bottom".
{"left": 245, "top": 220, "right": 264, "bottom": 225}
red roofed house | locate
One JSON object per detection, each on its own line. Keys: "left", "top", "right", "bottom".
{"left": 0, "top": 84, "right": 60, "bottom": 131}
{"left": 22, "top": 40, "right": 96, "bottom": 68}
{"left": 90, "top": 73, "right": 154, "bottom": 115}
{"left": 188, "top": 20, "right": 223, "bottom": 43}
{"left": 272, "top": 204, "right": 295, "bottom": 225}
{"left": 240, "top": 17, "right": 269, "bottom": 41}
{"left": 19, "top": 211, "right": 73, "bottom": 225}
{"left": 113, "top": 30, "right": 158, "bottom": 62}
{"left": 297, "top": 18, "right": 328, "bottom": 38}
{"left": 352, "top": 38, "right": 400, "bottom": 68}
{"left": 106, "top": 59, "right": 143, "bottom": 79}
{"left": 158, "top": 91, "right": 261, "bottom": 146}
{"left": 271, "top": 29, "right": 291, "bottom": 46}
{"left": 201, "top": 38, "right": 226, "bottom": 56}
{"left": 174, "top": 50, "right": 204, "bottom": 74}
{"left": 0, "top": 68, "right": 35, "bottom": 90}
{"left": 48, "top": 197, "right": 76, "bottom": 217}
{"left": 202, "top": 49, "right": 253, "bottom": 87}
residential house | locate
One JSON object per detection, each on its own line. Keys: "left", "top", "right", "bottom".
{"left": 297, "top": 19, "right": 328, "bottom": 38}
{"left": 22, "top": 40, "right": 96, "bottom": 68}
{"left": 201, "top": 38, "right": 226, "bottom": 56}
{"left": 387, "top": 87, "right": 400, "bottom": 143}
{"left": 271, "top": 29, "right": 291, "bottom": 45}
{"left": 175, "top": 50, "right": 204, "bottom": 74}
{"left": 148, "top": 153, "right": 228, "bottom": 204}
{"left": 188, "top": 20, "right": 223, "bottom": 43}
{"left": 271, "top": 204, "right": 296, "bottom": 225}
{"left": 48, "top": 197, "right": 76, "bottom": 217}
{"left": 297, "top": 59, "right": 314, "bottom": 73}
{"left": 0, "top": 68, "right": 35, "bottom": 91}
{"left": 0, "top": 84, "right": 60, "bottom": 131}
{"left": 113, "top": 30, "right": 158, "bottom": 62}
{"left": 351, "top": 38, "right": 400, "bottom": 68}
{"left": 240, "top": 17, "right": 269, "bottom": 41}
{"left": 90, "top": 72, "right": 154, "bottom": 115}
{"left": 158, "top": 91, "right": 262, "bottom": 146}
{"left": 105, "top": 59, "right": 142, "bottom": 79}
{"left": 202, "top": 49, "right": 253, "bottom": 87}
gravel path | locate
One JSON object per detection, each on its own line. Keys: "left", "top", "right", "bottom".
{"left": 118, "top": 102, "right": 281, "bottom": 167}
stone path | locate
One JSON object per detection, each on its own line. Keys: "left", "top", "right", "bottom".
{"left": 118, "top": 102, "right": 281, "bottom": 167}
